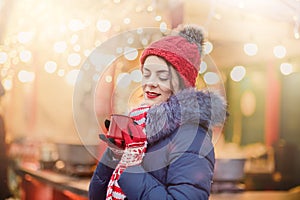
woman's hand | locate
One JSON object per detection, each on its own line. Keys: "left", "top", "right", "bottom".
{"left": 118, "top": 122, "right": 147, "bottom": 167}
{"left": 99, "top": 118, "right": 147, "bottom": 163}
{"left": 99, "top": 119, "right": 125, "bottom": 159}
{"left": 99, "top": 134, "right": 125, "bottom": 159}
{"left": 121, "top": 122, "right": 147, "bottom": 145}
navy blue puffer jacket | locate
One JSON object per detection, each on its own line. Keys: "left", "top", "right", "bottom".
{"left": 89, "top": 89, "right": 227, "bottom": 200}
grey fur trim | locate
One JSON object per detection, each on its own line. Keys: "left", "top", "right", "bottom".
{"left": 145, "top": 88, "right": 227, "bottom": 144}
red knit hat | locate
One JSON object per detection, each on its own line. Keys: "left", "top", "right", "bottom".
{"left": 140, "top": 25, "right": 204, "bottom": 87}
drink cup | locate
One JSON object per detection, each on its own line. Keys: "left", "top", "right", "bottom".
{"left": 106, "top": 114, "right": 133, "bottom": 140}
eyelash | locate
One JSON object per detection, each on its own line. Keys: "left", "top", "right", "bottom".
{"left": 143, "top": 73, "right": 169, "bottom": 81}
{"left": 159, "top": 76, "right": 169, "bottom": 81}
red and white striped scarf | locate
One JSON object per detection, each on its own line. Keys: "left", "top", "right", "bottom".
{"left": 106, "top": 105, "right": 150, "bottom": 200}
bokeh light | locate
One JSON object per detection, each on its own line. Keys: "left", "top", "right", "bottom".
{"left": 19, "top": 50, "right": 32, "bottom": 63}
{"left": 117, "top": 72, "right": 131, "bottom": 88}
{"left": 230, "top": 65, "right": 246, "bottom": 82}
{"left": 17, "top": 32, "right": 34, "bottom": 44}
{"left": 155, "top": 15, "right": 162, "bottom": 21}
{"left": 3, "top": 79, "right": 13, "bottom": 90}
{"left": 18, "top": 70, "right": 35, "bottom": 83}
{"left": 124, "top": 47, "right": 138, "bottom": 61}
{"left": 96, "top": 19, "right": 111, "bottom": 32}
{"left": 67, "top": 53, "right": 81, "bottom": 67}
{"left": 273, "top": 45, "right": 286, "bottom": 58}
{"left": 130, "top": 69, "right": 143, "bottom": 82}
{"left": 203, "top": 72, "right": 220, "bottom": 85}
{"left": 123, "top": 18, "right": 131, "bottom": 24}
{"left": 244, "top": 43, "right": 258, "bottom": 56}
{"left": 280, "top": 62, "right": 293, "bottom": 75}
{"left": 199, "top": 61, "right": 207, "bottom": 74}
{"left": 68, "top": 19, "right": 84, "bottom": 32}
{"left": 44, "top": 61, "right": 58, "bottom": 74}
{"left": 160, "top": 22, "right": 168, "bottom": 33}
{"left": 65, "top": 69, "right": 80, "bottom": 85}
{"left": 54, "top": 41, "right": 67, "bottom": 53}
{"left": 204, "top": 41, "right": 213, "bottom": 54}
{"left": 0, "top": 52, "right": 8, "bottom": 64}
{"left": 105, "top": 75, "right": 113, "bottom": 83}
{"left": 57, "top": 69, "right": 65, "bottom": 77}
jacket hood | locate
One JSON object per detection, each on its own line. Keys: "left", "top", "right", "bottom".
{"left": 145, "top": 88, "right": 227, "bottom": 145}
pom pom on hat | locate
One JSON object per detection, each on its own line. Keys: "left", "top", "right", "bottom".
{"left": 140, "top": 24, "right": 205, "bottom": 87}
{"left": 177, "top": 24, "right": 205, "bottom": 56}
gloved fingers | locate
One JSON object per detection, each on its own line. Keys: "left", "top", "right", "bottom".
{"left": 122, "top": 123, "right": 146, "bottom": 144}
{"left": 112, "top": 138, "right": 125, "bottom": 148}
{"left": 99, "top": 134, "right": 125, "bottom": 150}
{"left": 128, "top": 123, "right": 146, "bottom": 140}
{"left": 104, "top": 119, "right": 110, "bottom": 131}
{"left": 99, "top": 133, "right": 109, "bottom": 142}
{"left": 121, "top": 129, "right": 133, "bottom": 144}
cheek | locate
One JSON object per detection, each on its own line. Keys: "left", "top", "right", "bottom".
{"left": 159, "top": 86, "right": 173, "bottom": 98}
{"left": 158, "top": 81, "right": 172, "bottom": 90}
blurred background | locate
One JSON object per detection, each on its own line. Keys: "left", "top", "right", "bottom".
{"left": 1, "top": 0, "right": 300, "bottom": 199}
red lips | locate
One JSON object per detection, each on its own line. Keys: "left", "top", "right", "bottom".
{"left": 146, "top": 91, "right": 160, "bottom": 99}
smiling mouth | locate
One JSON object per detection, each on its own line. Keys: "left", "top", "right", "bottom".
{"left": 146, "top": 91, "right": 161, "bottom": 99}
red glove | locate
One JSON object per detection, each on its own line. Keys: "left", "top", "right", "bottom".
{"left": 99, "top": 134, "right": 125, "bottom": 149}
{"left": 100, "top": 119, "right": 125, "bottom": 149}
{"left": 121, "top": 122, "right": 146, "bottom": 146}
{"left": 99, "top": 119, "right": 125, "bottom": 159}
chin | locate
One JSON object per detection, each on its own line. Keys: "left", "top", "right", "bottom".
{"left": 144, "top": 99, "right": 157, "bottom": 106}
{"left": 144, "top": 97, "right": 167, "bottom": 106}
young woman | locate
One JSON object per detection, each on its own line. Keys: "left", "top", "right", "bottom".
{"left": 89, "top": 25, "right": 227, "bottom": 200}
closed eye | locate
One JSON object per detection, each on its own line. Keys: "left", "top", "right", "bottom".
{"left": 157, "top": 71, "right": 170, "bottom": 81}
{"left": 142, "top": 68, "right": 151, "bottom": 78}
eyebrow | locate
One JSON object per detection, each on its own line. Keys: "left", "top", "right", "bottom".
{"left": 143, "top": 67, "right": 169, "bottom": 73}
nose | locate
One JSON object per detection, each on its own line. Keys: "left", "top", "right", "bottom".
{"left": 142, "top": 74, "right": 159, "bottom": 87}
{"left": 144, "top": 81, "right": 158, "bottom": 88}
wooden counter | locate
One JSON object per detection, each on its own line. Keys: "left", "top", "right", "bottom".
{"left": 210, "top": 191, "right": 300, "bottom": 200}
{"left": 15, "top": 162, "right": 90, "bottom": 200}
{"left": 15, "top": 162, "right": 300, "bottom": 200}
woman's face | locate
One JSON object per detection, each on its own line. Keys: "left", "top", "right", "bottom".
{"left": 142, "top": 56, "right": 180, "bottom": 106}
